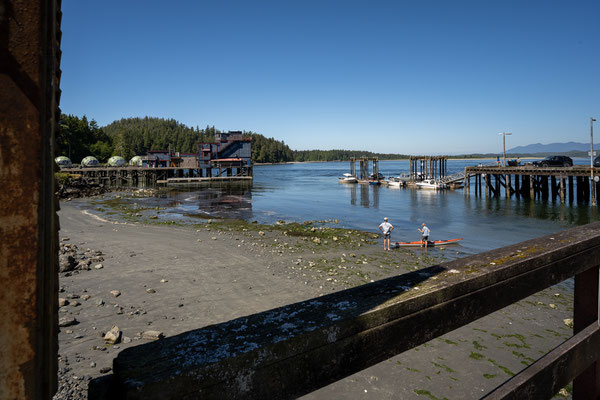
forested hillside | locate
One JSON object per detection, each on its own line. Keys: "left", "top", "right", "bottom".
{"left": 56, "top": 115, "right": 296, "bottom": 164}
{"left": 103, "top": 117, "right": 218, "bottom": 161}
{"left": 293, "top": 150, "right": 411, "bottom": 161}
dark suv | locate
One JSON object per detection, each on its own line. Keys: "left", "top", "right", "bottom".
{"left": 594, "top": 155, "right": 600, "bottom": 167}
{"left": 532, "top": 156, "right": 573, "bottom": 167}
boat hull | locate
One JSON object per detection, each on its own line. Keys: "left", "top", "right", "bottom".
{"left": 394, "top": 238, "right": 463, "bottom": 247}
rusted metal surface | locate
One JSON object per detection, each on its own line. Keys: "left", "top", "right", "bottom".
{"left": 484, "top": 323, "right": 600, "bottom": 400}
{"left": 0, "top": 0, "right": 61, "bottom": 399}
{"left": 573, "top": 267, "right": 600, "bottom": 399}
{"left": 109, "top": 223, "right": 600, "bottom": 400}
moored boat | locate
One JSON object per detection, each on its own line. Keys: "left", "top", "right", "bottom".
{"left": 338, "top": 173, "right": 358, "bottom": 183}
{"left": 416, "top": 179, "right": 447, "bottom": 190}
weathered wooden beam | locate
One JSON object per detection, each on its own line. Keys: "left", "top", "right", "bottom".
{"left": 109, "top": 223, "right": 600, "bottom": 400}
{"left": 483, "top": 323, "right": 600, "bottom": 400}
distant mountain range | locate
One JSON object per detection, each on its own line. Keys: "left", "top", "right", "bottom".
{"left": 507, "top": 142, "right": 598, "bottom": 154}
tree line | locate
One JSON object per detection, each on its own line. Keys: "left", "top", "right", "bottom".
{"left": 55, "top": 115, "right": 298, "bottom": 164}
{"left": 60, "top": 114, "right": 565, "bottom": 165}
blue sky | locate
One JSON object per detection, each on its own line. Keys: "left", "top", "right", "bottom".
{"left": 60, "top": 1, "right": 600, "bottom": 154}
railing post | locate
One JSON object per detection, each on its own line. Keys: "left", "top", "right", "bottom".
{"left": 574, "top": 266, "right": 600, "bottom": 399}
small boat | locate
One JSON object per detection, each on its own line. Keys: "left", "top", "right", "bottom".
{"left": 416, "top": 179, "right": 447, "bottom": 190}
{"left": 388, "top": 176, "right": 407, "bottom": 187}
{"left": 395, "top": 238, "right": 463, "bottom": 247}
{"left": 338, "top": 173, "right": 358, "bottom": 183}
{"left": 369, "top": 172, "right": 384, "bottom": 185}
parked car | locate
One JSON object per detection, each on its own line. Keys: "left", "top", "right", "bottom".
{"left": 594, "top": 155, "right": 600, "bottom": 167}
{"left": 532, "top": 156, "right": 573, "bottom": 167}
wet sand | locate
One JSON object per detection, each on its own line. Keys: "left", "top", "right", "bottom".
{"left": 56, "top": 200, "right": 573, "bottom": 399}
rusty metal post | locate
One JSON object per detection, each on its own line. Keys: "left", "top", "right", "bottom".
{"left": 0, "top": 0, "right": 62, "bottom": 398}
{"left": 573, "top": 267, "right": 600, "bottom": 399}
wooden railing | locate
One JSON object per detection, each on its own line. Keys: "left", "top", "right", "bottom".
{"left": 92, "top": 222, "right": 600, "bottom": 399}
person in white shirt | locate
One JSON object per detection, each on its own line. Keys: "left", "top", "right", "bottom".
{"left": 378, "top": 217, "right": 394, "bottom": 251}
{"left": 418, "top": 223, "right": 430, "bottom": 248}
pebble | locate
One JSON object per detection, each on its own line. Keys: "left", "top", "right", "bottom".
{"left": 142, "top": 330, "right": 164, "bottom": 340}
{"left": 95, "top": 298, "right": 104, "bottom": 306}
{"left": 146, "top": 288, "right": 156, "bottom": 294}
{"left": 104, "top": 326, "right": 121, "bottom": 344}
{"left": 160, "top": 279, "right": 168, "bottom": 283}
{"left": 58, "top": 298, "right": 69, "bottom": 307}
{"left": 58, "top": 316, "right": 77, "bottom": 327}
{"left": 110, "top": 290, "right": 121, "bottom": 297}
{"left": 94, "top": 264, "right": 104, "bottom": 269}
{"left": 90, "top": 361, "right": 96, "bottom": 368}
{"left": 99, "top": 367, "right": 112, "bottom": 374}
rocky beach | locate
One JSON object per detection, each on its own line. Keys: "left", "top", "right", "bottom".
{"left": 54, "top": 192, "right": 574, "bottom": 400}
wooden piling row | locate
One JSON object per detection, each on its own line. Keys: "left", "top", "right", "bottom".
{"left": 464, "top": 166, "right": 597, "bottom": 205}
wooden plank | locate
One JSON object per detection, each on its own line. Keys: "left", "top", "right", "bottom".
{"left": 573, "top": 266, "right": 600, "bottom": 398}
{"left": 483, "top": 323, "right": 600, "bottom": 400}
{"left": 111, "top": 223, "right": 600, "bottom": 399}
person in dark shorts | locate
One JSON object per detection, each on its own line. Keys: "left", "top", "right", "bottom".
{"left": 418, "top": 222, "right": 430, "bottom": 248}
{"left": 378, "top": 217, "right": 394, "bottom": 251}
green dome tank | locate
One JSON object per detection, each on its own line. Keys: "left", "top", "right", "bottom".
{"left": 129, "top": 156, "right": 142, "bottom": 166}
{"left": 81, "top": 156, "right": 99, "bottom": 167}
{"left": 107, "top": 156, "right": 126, "bottom": 167}
{"left": 54, "top": 156, "right": 72, "bottom": 168}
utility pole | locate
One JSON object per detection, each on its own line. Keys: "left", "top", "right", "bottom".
{"left": 499, "top": 132, "right": 512, "bottom": 167}
{"left": 591, "top": 117, "right": 597, "bottom": 206}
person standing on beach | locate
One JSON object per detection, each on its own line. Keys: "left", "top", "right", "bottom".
{"left": 418, "top": 223, "right": 430, "bottom": 248}
{"left": 379, "top": 217, "right": 394, "bottom": 251}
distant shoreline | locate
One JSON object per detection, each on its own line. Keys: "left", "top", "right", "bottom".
{"left": 253, "top": 157, "right": 545, "bottom": 166}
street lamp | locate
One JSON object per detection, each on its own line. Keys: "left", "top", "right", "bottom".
{"left": 591, "top": 117, "right": 597, "bottom": 206}
{"left": 499, "top": 132, "right": 512, "bottom": 167}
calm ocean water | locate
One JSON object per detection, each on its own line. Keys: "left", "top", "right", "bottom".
{"left": 136, "top": 158, "right": 598, "bottom": 255}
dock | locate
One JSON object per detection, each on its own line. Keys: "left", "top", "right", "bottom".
{"left": 464, "top": 165, "right": 598, "bottom": 204}
{"left": 61, "top": 165, "right": 253, "bottom": 186}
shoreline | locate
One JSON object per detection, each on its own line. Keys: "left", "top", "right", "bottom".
{"left": 55, "top": 196, "right": 574, "bottom": 399}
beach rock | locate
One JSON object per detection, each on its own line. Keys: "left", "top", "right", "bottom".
{"left": 145, "top": 288, "right": 156, "bottom": 294}
{"left": 90, "top": 361, "right": 96, "bottom": 368}
{"left": 94, "top": 263, "right": 104, "bottom": 269}
{"left": 258, "top": 231, "right": 265, "bottom": 236}
{"left": 104, "top": 326, "right": 121, "bottom": 344}
{"left": 122, "top": 336, "right": 132, "bottom": 344}
{"left": 110, "top": 290, "right": 121, "bottom": 297}
{"left": 70, "top": 300, "right": 80, "bottom": 307}
{"left": 58, "top": 298, "right": 69, "bottom": 307}
{"left": 81, "top": 294, "right": 91, "bottom": 301}
{"left": 142, "top": 330, "right": 164, "bottom": 340}
{"left": 160, "top": 279, "right": 168, "bottom": 283}
{"left": 99, "top": 367, "right": 112, "bottom": 374}
{"left": 95, "top": 298, "right": 104, "bottom": 306}
{"left": 59, "top": 254, "right": 76, "bottom": 272}
{"left": 563, "top": 318, "right": 574, "bottom": 328}
{"left": 59, "top": 316, "right": 77, "bottom": 327}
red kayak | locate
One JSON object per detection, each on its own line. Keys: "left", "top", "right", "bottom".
{"left": 394, "top": 238, "right": 463, "bottom": 247}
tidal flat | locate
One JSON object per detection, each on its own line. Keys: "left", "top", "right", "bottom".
{"left": 55, "top": 191, "right": 574, "bottom": 399}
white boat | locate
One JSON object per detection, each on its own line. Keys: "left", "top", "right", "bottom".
{"left": 416, "top": 179, "right": 447, "bottom": 190}
{"left": 387, "top": 178, "right": 405, "bottom": 187}
{"left": 338, "top": 173, "right": 358, "bottom": 183}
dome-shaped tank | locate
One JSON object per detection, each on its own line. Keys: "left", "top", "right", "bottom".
{"left": 54, "top": 156, "right": 72, "bottom": 168}
{"left": 81, "top": 156, "right": 100, "bottom": 167}
{"left": 129, "top": 156, "right": 142, "bottom": 166}
{"left": 107, "top": 156, "right": 126, "bottom": 167}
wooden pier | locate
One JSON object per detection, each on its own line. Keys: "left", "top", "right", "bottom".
{"left": 464, "top": 165, "right": 598, "bottom": 204}
{"left": 349, "top": 157, "right": 379, "bottom": 183}
{"left": 61, "top": 165, "right": 253, "bottom": 186}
